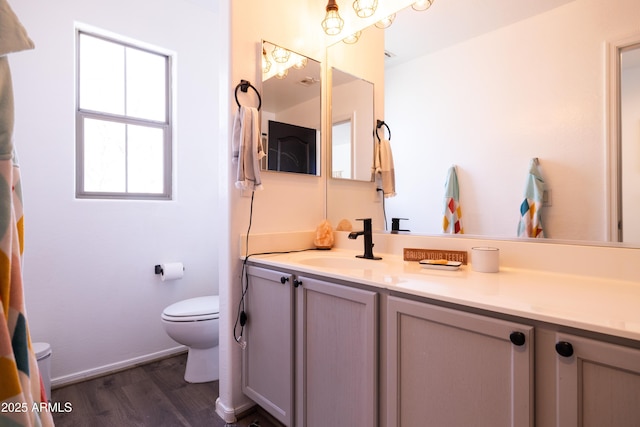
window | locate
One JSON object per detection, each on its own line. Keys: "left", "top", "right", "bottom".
{"left": 76, "top": 30, "right": 172, "bottom": 199}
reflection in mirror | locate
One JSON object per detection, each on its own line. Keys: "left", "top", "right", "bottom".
{"left": 261, "top": 41, "right": 321, "bottom": 176}
{"left": 332, "top": 119, "right": 352, "bottom": 177}
{"left": 325, "top": 0, "right": 640, "bottom": 245}
{"left": 620, "top": 44, "right": 640, "bottom": 243}
{"left": 330, "top": 67, "right": 374, "bottom": 180}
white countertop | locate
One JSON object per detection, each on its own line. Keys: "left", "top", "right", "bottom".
{"left": 246, "top": 248, "right": 640, "bottom": 343}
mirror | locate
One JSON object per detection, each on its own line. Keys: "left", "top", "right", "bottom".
{"left": 327, "top": 24, "right": 384, "bottom": 184}
{"left": 330, "top": 67, "right": 374, "bottom": 180}
{"left": 619, "top": 44, "right": 640, "bottom": 243}
{"left": 326, "top": 0, "right": 640, "bottom": 245}
{"left": 261, "top": 41, "right": 321, "bottom": 175}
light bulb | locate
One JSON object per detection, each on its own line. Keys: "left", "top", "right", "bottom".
{"left": 272, "top": 46, "right": 290, "bottom": 63}
{"left": 412, "top": 0, "right": 433, "bottom": 11}
{"left": 275, "top": 68, "right": 288, "bottom": 79}
{"left": 375, "top": 13, "right": 396, "bottom": 29}
{"left": 292, "top": 56, "right": 308, "bottom": 70}
{"left": 343, "top": 31, "right": 362, "bottom": 44}
{"left": 352, "top": 0, "right": 377, "bottom": 18}
{"left": 322, "top": 0, "right": 344, "bottom": 35}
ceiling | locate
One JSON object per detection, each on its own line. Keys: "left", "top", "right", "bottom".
{"left": 384, "top": 0, "right": 575, "bottom": 68}
{"left": 262, "top": 0, "right": 640, "bottom": 113}
{"left": 262, "top": 41, "right": 322, "bottom": 113}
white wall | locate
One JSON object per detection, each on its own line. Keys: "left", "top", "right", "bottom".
{"left": 385, "top": 0, "right": 640, "bottom": 241}
{"left": 10, "top": 0, "right": 220, "bottom": 383}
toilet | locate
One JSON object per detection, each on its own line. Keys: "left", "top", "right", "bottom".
{"left": 161, "top": 295, "right": 220, "bottom": 383}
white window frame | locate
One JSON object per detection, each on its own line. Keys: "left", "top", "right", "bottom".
{"left": 75, "top": 29, "right": 173, "bottom": 200}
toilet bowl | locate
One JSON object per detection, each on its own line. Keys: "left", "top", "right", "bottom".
{"left": 161, "top": 295, "right": 220, "bottom": 383}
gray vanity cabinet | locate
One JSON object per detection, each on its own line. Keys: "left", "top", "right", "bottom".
{"left": 242, "top": 265, "right": 295, "bottom": 426}
{"left": 295, "top": 275, "right": 378, "bottom": 427}
{"left": 553, "top": 332, "right": 640, "bottom": 426}
{"left": 243, "top": 265, "right": 378, "bottom": 427}
{"left": 385, "top": 296, "right": 534, "bottom": 427}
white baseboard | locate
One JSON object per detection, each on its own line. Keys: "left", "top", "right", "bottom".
{"left": 215, "top": 397, "right": 256, "bottom": 423}
{"left": 51, "top": 345, "right": 187, "bottom": 388}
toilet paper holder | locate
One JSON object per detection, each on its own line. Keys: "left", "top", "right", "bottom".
{"left": 154, "top": 264, "right": 185, "bottom": 275}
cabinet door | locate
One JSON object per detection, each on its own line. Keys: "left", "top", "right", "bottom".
{"left": 386, "top": 296, "right": 533, "bottom": 427}
{"left": 243, "top": 266, "right": 294, "bottom": 426}
{"left": 555, "top": 332, "right": 640, "bottom": 427}
{"left": 295, "top": 276, "right": 378, "bottom": 427}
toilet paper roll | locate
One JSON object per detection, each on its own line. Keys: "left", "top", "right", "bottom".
{"left": 160, "top": 262, "right": 184, "bottom": 281}
{"left": 471, "top": 247, "right": 500, "bottom": 273}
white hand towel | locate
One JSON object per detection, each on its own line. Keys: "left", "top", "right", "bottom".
{"left": 232, "top": 106, "right": 265, "bottom": 191}
{"left": 373, "top": 139, "right": 396, "bottom": 197}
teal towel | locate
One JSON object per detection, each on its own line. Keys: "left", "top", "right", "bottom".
{"left": 517, "top": 159, "right": 545, "bottom": 238}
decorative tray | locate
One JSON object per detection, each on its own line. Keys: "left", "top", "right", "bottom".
{"left": 419, "top": 259, "right": 463, "bottom": 271}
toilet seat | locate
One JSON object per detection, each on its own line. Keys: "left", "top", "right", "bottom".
{"left": 162, "top": 296, "right": 220, "bottom": 322}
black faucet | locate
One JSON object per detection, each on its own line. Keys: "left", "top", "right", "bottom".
{"left": 348, "top": 218, "right": 382, "bottom": 260}
{"left": 391, "top": 218, "right": 410, "bottom": 234}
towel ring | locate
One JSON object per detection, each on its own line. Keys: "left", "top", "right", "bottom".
{"left": 375, "top": 119, "right": 391, "bottom": 142}
{"left": 234, "top": 80, "right": 262, "bottom": 111}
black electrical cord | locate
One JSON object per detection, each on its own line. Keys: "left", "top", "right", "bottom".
{"left": 234, "top": 190, "right": 255, "bottom": 344}
{"left": 233, "top": 190, "right": 320, "bottom": 345}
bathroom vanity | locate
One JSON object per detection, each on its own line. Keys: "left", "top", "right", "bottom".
{"left": 242, "top": 265, "right": 377, "bottom": 427}
{"left": 241, "top": 247, "right": 640, "bottom": 427}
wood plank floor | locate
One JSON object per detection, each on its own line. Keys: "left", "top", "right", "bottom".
{"left": 51, "top": 353, "right": 282, "bottom": 427}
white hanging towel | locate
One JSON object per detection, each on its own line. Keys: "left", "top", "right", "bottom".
{"left": 373, "top": 139, "right": 396, "bottom": 197}
{"left": 232, "top": 106, "right": 265, "bottom": 190}
{"left": 442, "top": 165, "right": 464, "bottom": 234}
{"left": 517, "top": 158, "right": 545, "bottom": 238}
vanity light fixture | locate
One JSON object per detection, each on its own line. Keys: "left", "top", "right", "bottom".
{"left": 374, "top": 13, "right": 396, "bottom": 29}
{"left": 343, "top": 31, "right": 362, "bottom": 44}
{"left": 322, "top": 0, "right": 344, "bottom": 36}
{"left": 352, "top": 0, "right": 377, "bottom": 18}
{"left": 292, "top": 55, "right": 308, "bottom": 70}
{"left": 262, "top": 48, "right": 271, "bottom": 73}
{"left": 271, "top": 45, "right": 290, "bottom": 63}
{"left": 275, "top": 68, "right": 288, "bottom": 79}
{"left": 412, "top": 0, "right": 433, "bottom": 11}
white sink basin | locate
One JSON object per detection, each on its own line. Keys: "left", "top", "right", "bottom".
{"left": 297, "top": 256, "right": 389, "bottom": 270}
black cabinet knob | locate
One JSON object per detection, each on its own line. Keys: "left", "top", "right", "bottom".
{"left": 293, "top": 279, "right": 303, "bottom": 288}
{"left": 555, "top": 341, "right": 574, "bottom": 358}
{"left": 280, "top": 276, "right": 289, "bottom": 284}
{"left": 509, "top": 331, "right": 526, "bottom": 346}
